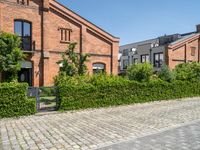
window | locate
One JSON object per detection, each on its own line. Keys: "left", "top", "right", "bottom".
{"left": 141, "top": 54, "right": 149, "bottom": 63}
{"left": 123, "top": 60, "right": 128, "bottom": 69}
{"left": 133, "top": 58, "right": 138, "bottom": 64}
{"left": 14, "top": 20, "right": 32, "bottom": 51}
{"left": 122, "top": 49, "right": 129, "bottom": 56}
{"left": 154, "top": 53, "right": 164, "bottom": 67}
{"left": 93, "top": 63, "right": 105, "bottom": 74}
{"left": 59, "top": 28, "right": 72, "bottom": 43}
{"left": 17, "top": 0, "right": 29, "bottom": 5}
{"left": 191, "top": 47, "right": 196, "bottom": 56}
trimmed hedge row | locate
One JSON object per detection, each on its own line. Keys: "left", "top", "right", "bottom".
{"left": 0, "top": 83, "right": 36, "bottom": 118}
{"left": 57, "top": 79, "right": 200, "bottom": 111}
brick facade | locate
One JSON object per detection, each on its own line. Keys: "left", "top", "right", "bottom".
{"left": 0, "top": 0, "right": 119, "bottom": 86}
{"left": 167, "top": 34, "right": 200, "bottom": 69}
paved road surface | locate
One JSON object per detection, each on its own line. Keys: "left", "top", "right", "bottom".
{"left": 98, "top": 120, "right": 200, "bottom": 150}
{"left": 1, "top": 97, "right": 200, "bottom": 150}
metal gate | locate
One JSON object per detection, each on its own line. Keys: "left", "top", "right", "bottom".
{"left": 28, "top": 86, "right": 58, "bottom": 112}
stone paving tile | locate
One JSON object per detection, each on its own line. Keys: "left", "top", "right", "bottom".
{"left": 0, "top": 97, "right": 200, "bottom": 150}
{"left": 97, "top": 120, "right": 200, "bottom": 150}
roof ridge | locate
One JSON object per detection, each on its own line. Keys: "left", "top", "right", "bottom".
{"left": 51, "top": 0, "right": 119, "bottom": 40}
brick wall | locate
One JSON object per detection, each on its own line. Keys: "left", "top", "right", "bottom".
{"left": 167, "top": 35, "right": 200, "bottom": 69}
{"left": 0, "top": 0, "right": 119, "bottom": 86}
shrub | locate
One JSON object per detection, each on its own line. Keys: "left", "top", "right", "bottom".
{"left": 39, "top": 87, "right": 56, "bottom": 97}
{"left": 174, "top": 62, "right": 200, "bottom": 81}
{"left": 158, "top": 65, "right": 175, "bottom": 82}
{"left": 0, "top": 83, "right": 36, "bottom": 118}
{"left": 57, "top": 74, "right": 200, "bottom": 111}
{"left": 0, "top": 32, "right": 25, "bottom": 82}
{"left": 126, "top": 63, "right": 153, "bottom": 82}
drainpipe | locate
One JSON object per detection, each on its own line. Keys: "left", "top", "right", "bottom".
{"left": 40, "top": 0, "right": 44, "bottom": 86}
{"left": 184, "top": 44, "right": 187, "bottom": 63}
{"left": 198, "top": 38, "right": 200, "bottom": 62}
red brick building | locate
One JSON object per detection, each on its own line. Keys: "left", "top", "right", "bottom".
{"left": 0, "top": 0, "right": 119, "bottom": 86}
{"left": 166, "top": 31, "right": 200, "bottom": 69}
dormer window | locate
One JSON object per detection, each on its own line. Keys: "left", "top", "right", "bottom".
{"left": 17, "top": 0, "right": 29, "bottom": 5}
{"left": 59, "top": 28, "right": 72, "bottom": 43}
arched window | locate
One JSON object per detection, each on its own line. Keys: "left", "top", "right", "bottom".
{"left": 14, "top": 20, "right": 32, "bottom": 51}
{"left": 93, "top": 63, "right": 106, "bottom": 74}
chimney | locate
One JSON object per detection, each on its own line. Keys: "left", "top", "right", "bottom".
{"left": 196, "top": 24, "right": 200, "bottom": 33}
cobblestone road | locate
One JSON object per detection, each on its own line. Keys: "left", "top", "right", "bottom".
{"left": 1, "top": 97, "right": 200, "bottom": 150}
{"left": 98, "top": 120, "right": 200, "bottom": 150}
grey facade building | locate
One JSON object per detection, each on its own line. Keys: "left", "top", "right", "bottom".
{"left": 119, "top": 32, "right": 196, "bottom": 73}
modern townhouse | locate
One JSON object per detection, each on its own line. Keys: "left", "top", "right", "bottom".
{"left": 119, "top": 25, "right": 200, "bottom": 73}
{"left": 0, "top": 0, "right": 119, "bottom": 86}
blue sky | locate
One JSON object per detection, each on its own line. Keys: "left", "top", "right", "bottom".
{"left": 57, "top": 0, "right": 200, "bottom": 45}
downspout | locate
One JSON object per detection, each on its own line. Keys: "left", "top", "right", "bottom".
{"left": 111, "top": 44, "right": 113, "bottom": 74}
{"left": 184, "top": 44, "right": 187, "bottom": 63}
{"left": 165, "top": 45, "right": 169, "bottom": 67}
{"left": 41, "top": 0, "right": 44, "bottom": 86}
{"left": 198, "top": 37, "right": 200, "bottom": 62}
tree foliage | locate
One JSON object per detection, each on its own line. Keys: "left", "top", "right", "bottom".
{"left": 57, "top": 43, "right": 90, "bottom": 76}
{"left": 0, "top": 32, "right": 25, "bottom": 82}
{"left": 174, "top": 62, "right": 200, "bottom": 81}
{"left": 126, "top": 63, "right": 153, "bottom": 82}
{"left": 158, "top": 64, "right": 175, "bottom": 82}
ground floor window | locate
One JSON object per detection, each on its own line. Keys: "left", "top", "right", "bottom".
{"left": 154, "top": 53, "right": 164, "bottom": 67}
{"left": 141, "top": 54, "right": 149, "bottom": 63}
{"left": 123, "top": 60, "right": 128, "bottom": 69}
{"left": 93, "top": 63, "right": 105, "bottom": 74}
{"left": 133, "top": 58, "right": 138, "bottom": 64}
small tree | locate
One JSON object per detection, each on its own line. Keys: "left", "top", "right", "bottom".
{"left": 57, "top": 43, "right": 90, "bottom": 76}
{"left": 0, "top": 32, "right": 25, "bottom": 82}
{"left": 126, "top": 63, "right": 153, "bottom": 82}
{"left": 158, "top": 64, "right": 175, "bottom": 82}
{"left": 174, "top": 62, "right": 200, "bottom": 81}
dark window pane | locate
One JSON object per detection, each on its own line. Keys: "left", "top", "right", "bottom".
{"left": 22, "top": 37, "right": 31, "bottom": 50}
{"left": 14, "top": 21, "right": 22, "bottom": 36}
{"left": 65, "top": 30, "right": 67, "bottom": 41}
{"left": 23, "top": 22, "right": 31, "bottom": 36}
{"left": 61, "top": 29, "right": 63, "bottom": 41}
{"left": 154, "top": 53, "right": 163, "bottom": 67}
{"left": 14, "top": 20, "right": 32, "bottom": 50}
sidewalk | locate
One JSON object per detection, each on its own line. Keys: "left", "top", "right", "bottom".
{"left": 1, "top": 97, "right": 200, "bottom": 150}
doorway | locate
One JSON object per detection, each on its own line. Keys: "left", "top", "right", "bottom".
{"left": 18, "top": 68, "right": 32, "bottom": 86}
{"left": 18, "top": 61, "right": 33, "bottom": 86}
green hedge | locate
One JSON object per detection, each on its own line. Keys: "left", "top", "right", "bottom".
{"left": 0, "top": 83, "right": 36, "bottom": 118}
{"left": 57, "top": 76, "right": 200, "bottom": 111}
